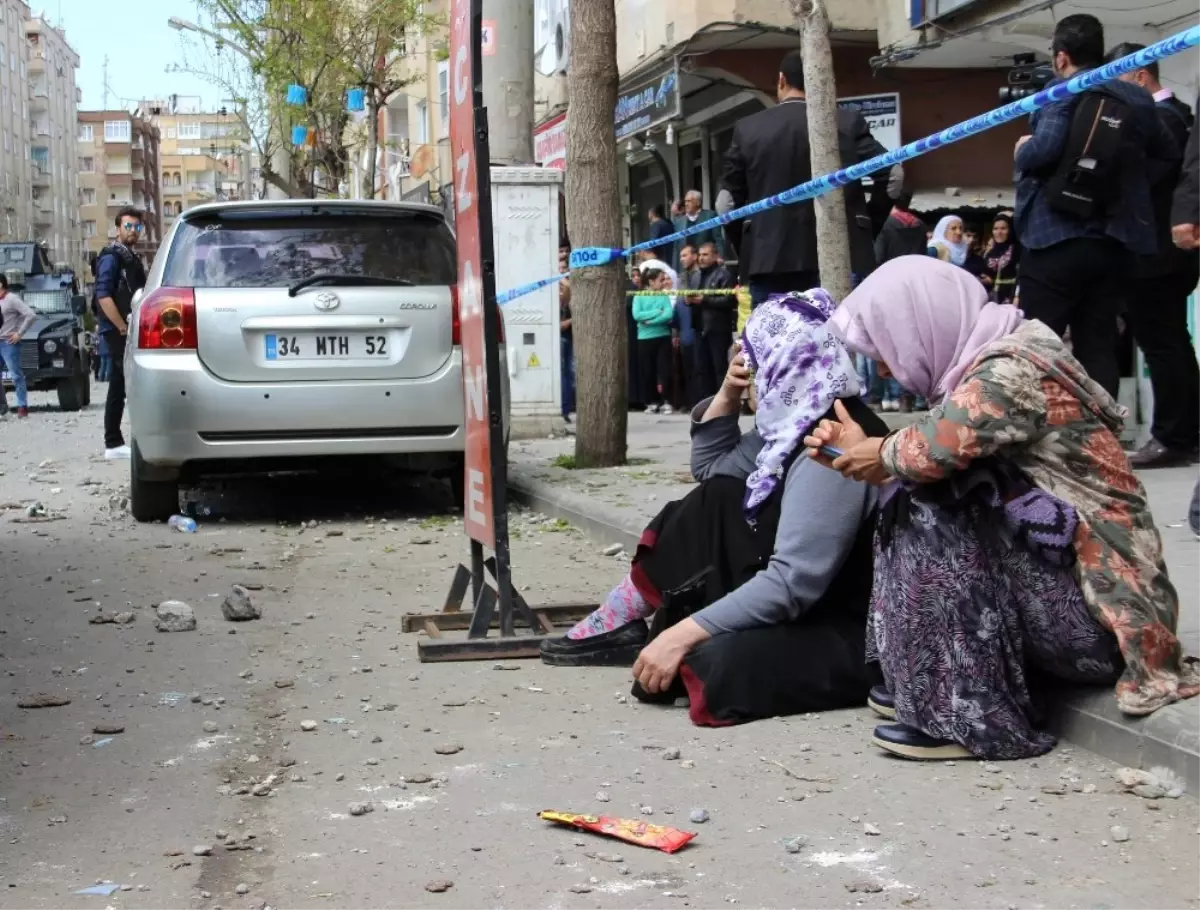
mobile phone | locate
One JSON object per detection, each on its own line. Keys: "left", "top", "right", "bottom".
{"left": 818, "top": 445, "right": 845, "bottom": 460}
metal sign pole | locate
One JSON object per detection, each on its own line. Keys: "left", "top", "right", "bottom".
{"left": 419, "top": 0, "right": 592, "bottom": 662}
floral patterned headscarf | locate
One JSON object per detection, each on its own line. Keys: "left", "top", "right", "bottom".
{"left": 740, "top": 289, "right": 860, "bottom": 520}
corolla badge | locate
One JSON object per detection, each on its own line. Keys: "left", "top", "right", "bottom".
{"left": 313, "top": 291, "right": 341, "bottom": 311}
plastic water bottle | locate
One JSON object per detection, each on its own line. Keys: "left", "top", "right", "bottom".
{"left": 167, "top": 515, "right": 197, "bottom": 533}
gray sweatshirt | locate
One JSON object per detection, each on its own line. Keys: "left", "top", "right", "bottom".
{"left": 0, "top": 292, "right": 36, "bottom": 338}
{"left": 686, "top": 398, "right": 878, "bottom": 636}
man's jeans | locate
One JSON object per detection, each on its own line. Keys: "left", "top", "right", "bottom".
{"left": 0, "top": 340, "right": 27, "bottom": 409}
{"left": 560, "top": 336, "right": 575, "bottom": 419}
{"left": 102, "top": 331, "right": 127, "bottom": 449}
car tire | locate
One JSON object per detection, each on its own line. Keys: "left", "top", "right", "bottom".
{"left": 56, "top": 357, "right": 88, "bottom": 412}
{"left": 130, "top": 441, "right": 179, "bottom": 523}
{"left": 448, "top": 459, "right": 466, "bottom": 511}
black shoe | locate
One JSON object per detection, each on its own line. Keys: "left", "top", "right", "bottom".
{"left": 867, "top": 685, "right": 895, "bottom": 720}
{"left": 1128, "top": 438, "right": 1193, "bottom": 469}
{"left": 539, "top": 619, "right": 648, "bottom": 667}
{"left": 872, "top": 723, "right": 972, "bottom": 760}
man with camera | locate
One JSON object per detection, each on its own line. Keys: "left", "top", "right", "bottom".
{"left": 1013, "top": 14, "right": 1180, "bottom": 399}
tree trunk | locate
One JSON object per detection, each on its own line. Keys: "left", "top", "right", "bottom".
{"left": 791, "top": 0, "right": 852, "bottom": 303}
{"left": 365, "top": 88, "right": 379, "bottom": 200}
{"left": 565, "top": 0, "right": 626, "bottom": 468}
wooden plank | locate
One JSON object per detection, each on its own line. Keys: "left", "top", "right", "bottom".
{"left": 536, "top": 612, "right": 556, "bottom": 635}
{"left": 423, "top": 619, "right": 442, "bottom": 639}
{"left": 442, "top": 564, "right": 472, "bottom": 613}
{"left": 402, "top": 602, "right": 595, "bottom": 634}
{"left": 418, "top": 634, "right": 549, "bottom": 662}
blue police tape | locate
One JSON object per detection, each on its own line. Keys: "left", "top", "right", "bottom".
{"left": 495, "top": 26, "right": 1199, "bottom": 307}
{"left": 569, "top": 247, "right": 625, "bottom": 270}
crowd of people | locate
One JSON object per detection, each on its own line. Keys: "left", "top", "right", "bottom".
{"left": 545, "top": 15, "right": 1199, "bottom": 762}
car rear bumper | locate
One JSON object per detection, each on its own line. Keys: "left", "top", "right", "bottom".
{"left": 129, "top": 349, "right": 468, "bottom": 467}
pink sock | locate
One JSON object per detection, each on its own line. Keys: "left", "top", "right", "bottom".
{"left": 567, "top": 575, "right": 652, "bottom": 639}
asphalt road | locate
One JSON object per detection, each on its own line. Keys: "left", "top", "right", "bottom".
{"left": 0, "top": 392, "right": 1197, "bottom": 909}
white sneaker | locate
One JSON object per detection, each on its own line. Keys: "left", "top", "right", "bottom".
{"left": 660, "top": 404, "right": 674, "bottom": 416}
{"left": 104, "top": 445, "right": 132, "bottom": 460}
{"left": 882, "top": 399, "right": 898, "bottom": 412}
{"left": 644, "top": 405, "right": 659, "bottom": 414}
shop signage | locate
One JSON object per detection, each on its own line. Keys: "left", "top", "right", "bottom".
{"left": 533, "top": 113, "right": 567, "bottom": 169}
{"left": 614, "top": 68, "right": 679, "bottom": 141}
{"left": 838, "top": 92, "right": 901, "bottom": 186}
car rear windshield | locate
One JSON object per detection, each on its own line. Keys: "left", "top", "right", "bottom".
{"left": 162, "top": 209, "right": 457, "bottom": 288}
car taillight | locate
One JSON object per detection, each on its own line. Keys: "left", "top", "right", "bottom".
{"left": 449, "top": 283, "right": 505, "bottom": 346}
{"left": 137, "top": 287, "right": 197, "bottom": 350}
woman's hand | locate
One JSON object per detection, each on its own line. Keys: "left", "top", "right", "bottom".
{"left": 719, "top": 351, "right": 751, "bottom": 401}
{"left": 804, "top": 399, "right": 869, "bottom": 465}
{"left": 804, "top": 400, "right": 891, "bottom": 484}
{"left": 633, "top": 618, "right": 710, "bottom": 694}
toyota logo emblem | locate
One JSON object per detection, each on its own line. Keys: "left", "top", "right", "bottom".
{"left": 314, "top": 291, "right": 341, "bottom": 311}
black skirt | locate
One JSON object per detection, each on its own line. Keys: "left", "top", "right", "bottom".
{"left": 629, "top": 471, "right": 880, "bottom": 727}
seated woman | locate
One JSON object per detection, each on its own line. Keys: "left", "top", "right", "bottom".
{"left": 805, "top": 256, "right": 1198, "bottom": 760}
{"left": 541, "top": 290, "right": 889, "bottom": 726}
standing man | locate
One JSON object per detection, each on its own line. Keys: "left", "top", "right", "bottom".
{"left": 720, "top": 49, "right": 902, "bottom": 307}
{"left": 0, "top": 274, "right": 36, "bottom": 418}
{"left": 692, "top": 242, "right": 737, "bottom": 400}
{"left": 558, "top": 246, "right": 575, "bottom": 424}
{"left": 646, "top": 205, "right": 674, "bottom": 259}
{"left": 1171, "top": 106, "right": 1200, "bottom": 533}
{"left": 674, "top": 244, "right": 702, "bottom": 408}
{"left": 1105, "top": 43, "right": 1199, "bottom": 468}
{"left": 672, "top": 190, "right": 722, "bottom": 264}
{"left": 93, "top": 208, "right": 147, "bottom": 459}
{"left": 1013, "top": 15, "right": 1179, "bottom": 399}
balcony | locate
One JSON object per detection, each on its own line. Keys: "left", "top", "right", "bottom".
{"left": 31, "top": 165, "right": 50, "bottom": 188}
{"left": 188, "top": 183, "right": 216, "bottom": 197}
{"left": 30, "top": 85, "right": 49, "bottom": 112}
{"left": 29, "top": 47, "right": 45, "bottom": 73}
{"left": 33, "top": 199, "right": 52, "bottom": 226}
{"left": 106, "top": 197, "right": 134, "bottom": 208}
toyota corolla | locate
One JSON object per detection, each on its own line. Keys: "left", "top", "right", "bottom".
{"left": 127, "top": 199, "right": 506, "bottom": 521}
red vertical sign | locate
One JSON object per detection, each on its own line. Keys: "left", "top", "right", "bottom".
{"left": 450, "top": 0, "right": 495, "bottom": 549}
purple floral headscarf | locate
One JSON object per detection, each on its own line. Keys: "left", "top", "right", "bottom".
{"left": 740, "top": 289, "right": 860, "bottom": 520}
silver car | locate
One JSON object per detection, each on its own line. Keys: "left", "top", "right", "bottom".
{"left": 127, "top": 199, "right": 506, "bottom": 521}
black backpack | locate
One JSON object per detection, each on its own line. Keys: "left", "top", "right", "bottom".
{"left": 1043, "top": 90, "right": 1132, "bottom": 220}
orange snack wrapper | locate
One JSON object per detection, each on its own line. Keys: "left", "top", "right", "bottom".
{"left": 538, "top": 810, "right": 696, "bottom": 854}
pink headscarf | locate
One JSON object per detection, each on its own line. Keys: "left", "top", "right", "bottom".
{"left": 829, "top": 256, "right": 1026, "bottom": 404}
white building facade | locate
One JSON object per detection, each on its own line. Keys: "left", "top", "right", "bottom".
{"left": 26, "top": 16, "right": 81, "bottom": 268}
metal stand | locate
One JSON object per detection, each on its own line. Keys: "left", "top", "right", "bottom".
{"left": 416, "top": 555, "right": 595, "bottom": 662}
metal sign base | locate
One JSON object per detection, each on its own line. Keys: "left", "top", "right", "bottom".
{"left": 417, "top": 555, "right": 597, "bottom": 663}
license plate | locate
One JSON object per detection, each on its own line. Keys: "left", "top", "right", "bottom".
{"left": 264, "top": 333, "right": 390, "bottom": 361}
{"left": 52, "top": 358, "right": 64, "bottom": 369}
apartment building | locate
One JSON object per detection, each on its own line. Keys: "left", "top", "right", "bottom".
{"left": 0, "top": 0, "right": 32, "bottom": 244}
{"left": 77, "top": 111, "right": 163, "bottom": 261}
{"left": 372, "top": 0, "right": 452, "bottom": 207}
{"left": 140, "top": 96, "right": 254, "bottom": 230}
{"left": 27, "top": 16, "right": 81, "bottom": 270}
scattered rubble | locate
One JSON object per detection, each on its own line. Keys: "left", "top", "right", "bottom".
{"left": 222, "top": 585, "right": 262, "bottom": 622}
{"left": 155, "top": 600, "right": 197, "bottom": 633}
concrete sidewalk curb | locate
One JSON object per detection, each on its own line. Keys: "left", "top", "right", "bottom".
{"left": 509, "top": 464, "right": 1199, "bottom": 793}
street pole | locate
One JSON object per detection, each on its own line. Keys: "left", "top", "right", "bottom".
{"left": 480, "top": 0, "right": 534, "bottom": 165}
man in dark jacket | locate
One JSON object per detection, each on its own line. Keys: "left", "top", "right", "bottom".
{"left": 1014, "top": 15, "right": 1179, "bottom": 398}
{"left": 94, "top": 207, "right": 147, "bottom": 460}
{"left": 647, "top": 204, "right": 674, "bottom": 259}
{"left": 720, "top": 49, "right": 901, "bottom": 307}
{"left": 691, "top": 242, "right": 738, "bottom": 399}
{"left": 873, "top": 191, "right": 928, "bottom": 265}
{"left": 1105, "top": 43, "right": 1199, "bottom": 467}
